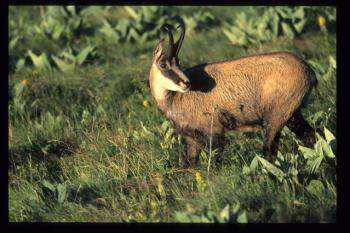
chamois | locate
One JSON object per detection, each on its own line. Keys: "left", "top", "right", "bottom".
{"left": 149, "top": 24, "right": 317, "bottom": 166}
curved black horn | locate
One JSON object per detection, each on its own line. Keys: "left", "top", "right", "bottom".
{"left": 162, "top": 25, "right": 174, "bottom": 60}
{"left": 174, "top": 24, "right": 185, "bottom": 57}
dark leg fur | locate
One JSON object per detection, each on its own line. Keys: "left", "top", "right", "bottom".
{"left": 286, "top": 111, "right": 316, "bottom": 147}
{"left": 263, "top": 128, "right": 281, "bottom": 162}
{"left": 210, "top": 135, "right": 225, "bottom": 164}
{"left": 184, "top": 136, "right": 201, "bottom": 167}
{"left": 183, "top": 134, "right": 225, "bottom": 167}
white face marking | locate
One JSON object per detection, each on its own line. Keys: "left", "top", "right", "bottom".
{"left": 151, "top": 63, "right": 189, "bottom": 93}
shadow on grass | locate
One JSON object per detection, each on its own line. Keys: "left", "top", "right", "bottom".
{"left": 9, "top": 136, "right": 79, "bottom": 181}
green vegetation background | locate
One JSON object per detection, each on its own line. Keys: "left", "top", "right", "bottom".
{"left": 9, "top": 6, "right": 336, "bottom": 222}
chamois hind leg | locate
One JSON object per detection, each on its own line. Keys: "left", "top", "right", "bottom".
{"left": 286, "top": 110, "right": 316, "bottom": 147}
{"left": 263, "top": 125, "right": 282, "bottom": 163}
{"left": 262, "top": 105, "right": 301, "bottom": 162}
{"left": 184, "top": 136, "right": 201, "bottom": 167}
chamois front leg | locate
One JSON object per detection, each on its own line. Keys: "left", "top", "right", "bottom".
{"left": 183, "top": 136, "right": 201, "bottom": 167}
{"left": 210, "top": 134, "right": 225, "bottom": 165}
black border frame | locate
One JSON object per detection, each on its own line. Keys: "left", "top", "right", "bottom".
{"left": 3, "top": 0, "right": 349, "bottom": 232}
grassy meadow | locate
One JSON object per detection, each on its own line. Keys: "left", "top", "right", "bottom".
{"left": 8, "top": 6, "right": 336, "bottom": 222}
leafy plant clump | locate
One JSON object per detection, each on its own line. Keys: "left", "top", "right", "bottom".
{"left": 100, "top": 6, "right": 217, "bottom": 44}
{"left": 175, "top": 203, "right": 248, "bottom": 223}
{"left": 10, "top": 6, "right": 217, "bottom": 73}
{"left": 223, "top": 6, "right": 336, "bottom": 46}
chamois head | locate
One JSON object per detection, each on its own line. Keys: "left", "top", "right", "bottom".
{"left": 150, "top": 24, "right": 190, "bottom": 93}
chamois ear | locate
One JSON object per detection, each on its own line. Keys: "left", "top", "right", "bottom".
{"left": 152, "top": 38, "right": 164, "bottom": 62}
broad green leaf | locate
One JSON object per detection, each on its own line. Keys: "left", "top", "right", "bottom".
{"left": 298, "top": 145, "right": 317, "bottom": 159}
{"left": 308, "top": 111, "right": 324, "bottom": 125}
{"left": 272, "top": 13, "right": 280, "bottom": 36}
{"left": 191, "top": 215, "right": 205, "bottom": 223}
{"left": 96, "top": 104, "right": 106, "bottom": 117}
{"left": 46, "top": 6, "right": 68, "bottom": 20}
{"left": 281, "top": 22, "right": 294, "bottom": 38}
{"left": 307, "top": 60, "right": 326, "bottom": 74}
{"left": 42, "top": 180, "right": 55, "bottom": 193}
{"left": 257, "top": 16, "right": 268, "bottom": 39}
{"left": 307, "top": 155, "right": 323, "bottom": 175}
{"left": 235, "top": 13, "right": 248, "bottom": 29}
{"left": 46, "top": 112, "right": 55, "bottom": 125}
{"left": 174, "top": 211, "right": 191, "bottom": 222}
{"left": 33, "top": 25, "right": 43, "bottom": 34}
{"left": 52, "top": 23, "right": 65, "bottom": 40}
{"left": 99, "top": 19, "right": 119, "bottom": 41}
{"left": 80, "top": 6, "right": 105, "bottom": 18}
{"left": 293, "top": 7, "right": 305, "bottom": 18}
{"left": 320, "top": 139, "right": 335, "bottom": 159}
{"left": 183, "top": 16, "right": 197, "bottom": 33}
{"left": 306, "top": 179, "right": 325, "bottom": 195}
{"left": 137, "top": 33, "right": 148, "bottom": 44}
{"left": 52, "top": 55, "right": 75, "bottom": 72}
{"left": 223, "top": 27, "right": 247, "bottom": 45}
{"left": 10, "top": 36, "right": 21, "bottom": 49}
{"left": 277, "top": 7, "right": 292, "bottom": 19}
{"left": 203, "top": 12, "right": 215, "bottom": 21}
{"left": 329, "top": 56, "right": 337, "bottom": 69}
{"left": 249, "top": 155, "right": 259, "bottom": 172}
{"left": 142, "top": 6, "right": 157, "bottom": 21}
{"left": 161, "top": 120, "right": 171, "bottom": 132}
{"left": 15, "top": 58, "right": 25, "bottom": 72}
{"left": 46, "top": 16, "right": 57, "bottom": 34}
{"left": 242, "top": 165, "right": 250, "bottom": 174}
{"left": 67, "top": 18, "right": 81, "bottom": 31}
{"left": 76, "top": 46, "right": 95, "bottom": 65}
{"left": 256, "top": 155, "right": 285, "bottom": 182}
{"left": 315, "top": 138, "right": 324, "bottom": 158}
{"left": 219, "top": 205, "right": 230, "bottom": 222}
{"left": 124, "top": 6, "right": 138, "bottom": 20}
{"left": 56, "top": 183, "right": 67, "bottom": 203}
{"left": 127, "top": 27, "right": 141, "bottom": 41}
{"left": 233, "top": 202, "right": 241, "bottom": 214}
{"left": 237, "top": 210, "right": 248, "bottom": 223}
{"left": 27, "top": 50, "right": 51, "bottom": 71}
{"left": 61, "top": 48, "right": 76, "bottom": 61}
{"left": 324, "top": 127, "right": 335, "bottom": 144}
{"left": 294, "top": 18, "right": 307, "bottom": 33}
{"left": 141, "top": 123, "right": 155, "bottom": 139}
{"left": 66, "top": 6, "right": 76, "bottom": 16}
{"left": 14, "top": 81, "right": 26, "bottom": 95}
{"left": 115, "top": 18, "right": 130, "bottom": 37}
{"left": 206, "top": 210, "right": 216, "bottom": 222}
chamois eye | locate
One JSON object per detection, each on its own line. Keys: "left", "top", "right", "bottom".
{"left": 160, "top": 63, "right": 167, "bottom": 69}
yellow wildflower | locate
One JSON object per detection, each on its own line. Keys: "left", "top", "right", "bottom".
{"left": 195, "top": 172, "right": 207, "bottom": 192}
{"left": 318, "top": 15, "right": 326, "bottom": 29}
{"left": 143, "top": 100, "right": 149, "bottom": 108}
{"left": 21, "top": 79, "right": 28, "bottom": 86}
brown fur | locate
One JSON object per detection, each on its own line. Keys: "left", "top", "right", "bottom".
{"left": 150, "top": 44, "right": 317, "bottom": 166}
